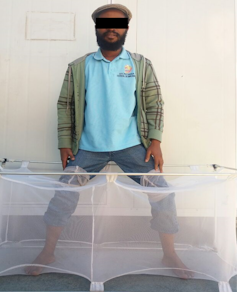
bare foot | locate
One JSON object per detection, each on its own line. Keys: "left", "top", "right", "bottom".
{"left": 162, "top": 252, "right": 194, "bottom": 279}
{"left": 25, "top": 250, "right": 55, "bottom": 276}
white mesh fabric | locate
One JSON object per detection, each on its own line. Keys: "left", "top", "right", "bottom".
{"left": 60, "top": 166, "right": 90, "bottom": 186}
{"left": 0, "top": 163, "right": 236, "bottom": 291}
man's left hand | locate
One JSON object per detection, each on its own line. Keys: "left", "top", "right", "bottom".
{"left": 145, "top": 139, "right": 164, "bottom": 172}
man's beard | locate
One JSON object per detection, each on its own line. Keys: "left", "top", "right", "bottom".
{"left": 95, "top": 29, "right": 128, "bottom": 51}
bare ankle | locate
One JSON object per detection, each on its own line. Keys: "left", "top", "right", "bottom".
{"left": 41, "top": 248, "right": 55, "bottom": 257}
{"left": 163, "top": 250, "right": 177, "bottom": 258}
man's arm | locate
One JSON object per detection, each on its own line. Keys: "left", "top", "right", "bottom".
{"left": 144, "top": 59, "right": 164, "bottom": 172}
{"left": 57, "top": 67, "right": 75, "bottom": 169}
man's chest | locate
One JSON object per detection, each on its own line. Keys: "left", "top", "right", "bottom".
{"left": 85, "top": 60, "right": 136, "bottom": 91}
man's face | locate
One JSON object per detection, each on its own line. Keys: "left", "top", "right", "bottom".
{"left": 95, "top": 9, "right": 129, "bottom": 51}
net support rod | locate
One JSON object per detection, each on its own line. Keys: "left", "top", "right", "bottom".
{"left": 0, "top": 172, "right": 235, "bottom": 176}
{"left": 0, "top": 158, "right": 214, "bottom": 166}
{"left": 0, "top": 159, "right": 61, "bottom": 164}
{"left": 212, "top": 164, "right": 237, "bottom": 172}
{"left": 90, "top": 186, "right": 95, "bottom": 284}
{"left": 218, "top": 281, "right": 233, "bottom": 292}
{"left": 1, "top": 159, "right": 234, "bottom": 170}
{"left": 90, "top": 282, "right": 104, "bottom": 292}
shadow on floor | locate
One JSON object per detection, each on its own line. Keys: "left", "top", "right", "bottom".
{"left": 0, "top": 273, "right": 236, "bottom": 292}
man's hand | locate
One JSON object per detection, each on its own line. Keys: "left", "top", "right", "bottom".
{"left": 60, "top": 148, "right": 75, "bottom": 170}
{"left": 145, "top": 139, "right": 164, "bottom": 172}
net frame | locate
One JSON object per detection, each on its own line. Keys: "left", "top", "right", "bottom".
{"left": 0, "top": 160, "right": 236, "bottom": 292}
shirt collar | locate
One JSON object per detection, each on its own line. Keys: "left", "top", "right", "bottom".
{"left": 93, "top": 46, "right": 130, "bottom": 61}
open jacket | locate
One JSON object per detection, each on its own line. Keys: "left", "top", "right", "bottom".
{"left": 57, "top": 50, "right": 164, "bottom": 155}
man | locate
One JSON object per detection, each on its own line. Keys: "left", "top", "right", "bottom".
{"left": 25, "top": 4, "right": 193, "bottom": 279}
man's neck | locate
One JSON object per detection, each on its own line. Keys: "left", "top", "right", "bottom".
{"left": 100, "top": 47, "right": 122, "bottom": 60}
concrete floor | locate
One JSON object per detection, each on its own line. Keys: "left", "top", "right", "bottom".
{"left": 0, "top": 273, "right": 236, "bottom": 292}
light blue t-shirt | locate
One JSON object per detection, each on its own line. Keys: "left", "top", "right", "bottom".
{"left": 79, "top": 46, "right": 141, "bottom": 152}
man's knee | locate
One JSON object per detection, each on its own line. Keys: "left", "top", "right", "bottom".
{"left": 149, "top": 192, "right": 179, "bottom": 233}
{"left": 59, "top": 165, "right": 90, "bottom": 186}
{"left": 43, "top": 165, "right": 89, "bottom": 227}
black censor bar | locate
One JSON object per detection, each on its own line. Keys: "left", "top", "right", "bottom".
{"left": 96, "top": 18, "right": 128, "bottom": 29}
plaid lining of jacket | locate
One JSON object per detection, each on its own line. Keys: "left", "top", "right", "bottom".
{"left": 57, "top": 50, "right": 164, "bottom": 155}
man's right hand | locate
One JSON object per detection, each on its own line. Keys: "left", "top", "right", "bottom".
{"left": 60, "top": 148, "right": 75, "bottom": 170}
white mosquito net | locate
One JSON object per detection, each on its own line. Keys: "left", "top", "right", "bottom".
{"left": 0, "top": 162, "right": 236, "bottom": 292}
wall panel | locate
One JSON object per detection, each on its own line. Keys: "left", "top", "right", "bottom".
{"left": 137, "top": 0, "right": 235, "bottom": 167}
{"left": 0, "top": 0, "right": 235, "bottom": 169}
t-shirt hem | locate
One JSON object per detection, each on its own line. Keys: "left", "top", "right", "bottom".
{"left": 79, "top": 141, "right": 141, "bottom": 152}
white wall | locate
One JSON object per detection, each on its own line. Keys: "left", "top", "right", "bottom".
{"left": 0, "top": 0, "right": 235, "bottom": 168}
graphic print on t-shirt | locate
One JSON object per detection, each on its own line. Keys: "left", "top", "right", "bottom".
{"left": 117, "top": 65, "right": 135, "bottom": 78}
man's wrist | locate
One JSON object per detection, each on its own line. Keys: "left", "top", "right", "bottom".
{"left": 151, "top": 139, "right": 161, "bottom": 144}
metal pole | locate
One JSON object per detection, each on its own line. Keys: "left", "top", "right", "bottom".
{"left": 1, "top": 159, "right": 236, "bottom": 170}
{"left": 0, "top": 172, "right": 235, "bottom": 176}
{"left": 212, "top": 164, "right": 237, "bottom": 172}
